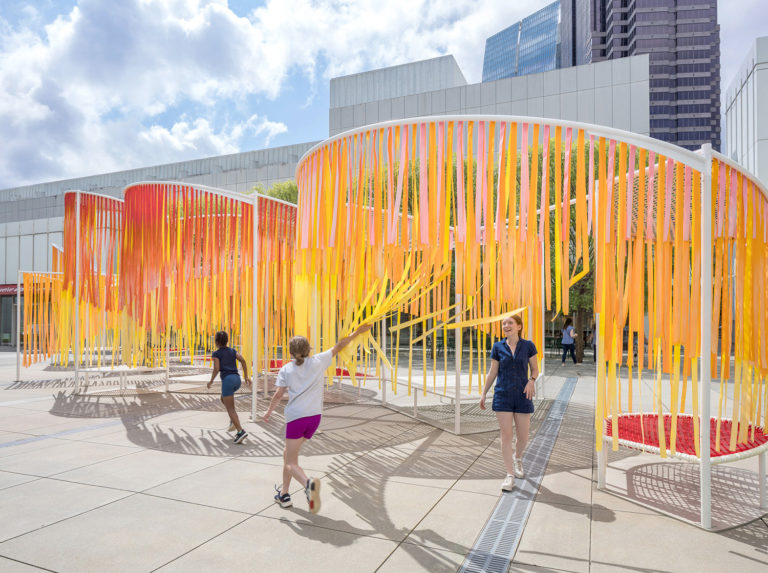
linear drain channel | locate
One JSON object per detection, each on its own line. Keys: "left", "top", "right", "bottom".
{"left": 460, "top": 378, "right": 577, "bottom": 573}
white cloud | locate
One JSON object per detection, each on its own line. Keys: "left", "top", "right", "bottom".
{"left": 718, "top": 0, "right": 768, "bottom": 90}
{"left": 0, "top": 0, "right": 541, "bottom": 187}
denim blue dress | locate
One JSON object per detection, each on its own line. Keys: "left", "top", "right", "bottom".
{"left": 490, "top": 338, "right": 537, "bottom": 413}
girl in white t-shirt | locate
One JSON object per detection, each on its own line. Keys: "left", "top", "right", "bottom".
{"left": 264, "top": 324, "right": 371, "bottom": 514}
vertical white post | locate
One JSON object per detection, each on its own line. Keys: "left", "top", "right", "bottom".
{"left": 16, "top": 271, "right": 21, "bottom": 382}
{"left": 593, "top": 177, "right": 605, "bottom": 489}
{"left": 596, "top": 314, "right": 607, "bottom": 489}
{"left": 700, "top": 144, "right": 713, "bottom": 530}
{"left": 74, "top": 191, "right": 81, "bottom": 394}
{"left": 759, "top": 451, "right": 767, "bottom": 510}
{"left": 454, "top": 293, "right": 462, "bottom": 435}
{"left": 250, "top": 193, "right": 259, "bottom": 422}
{"left": 381, "top": 317, "right": 388, "bottom": 405}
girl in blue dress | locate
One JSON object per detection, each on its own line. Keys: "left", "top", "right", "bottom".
{"left": 480, "top": 314, "right": 539, "bottom": 491}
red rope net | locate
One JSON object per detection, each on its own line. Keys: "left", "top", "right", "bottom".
{"left": 605, "top": 414, "right": 768, "bottom": 458}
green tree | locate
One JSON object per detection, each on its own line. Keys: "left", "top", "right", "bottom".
{"left": 252, "top": 180, "right": 299, "bottom": 204}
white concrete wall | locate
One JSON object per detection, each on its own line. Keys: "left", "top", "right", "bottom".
{"left": 330, "top": 55, "right": 467, "bottom": 109}
{"left": 329, "top": 55, "right": 651, "bottom": 137}
{"left": 725, "top": 37, "right": 768, "bottom": 186}
{"left": 0, "top": 218, "right": 63, "bottom": 283}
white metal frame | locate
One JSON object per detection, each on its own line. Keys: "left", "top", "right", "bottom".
{"left": 297, "top": 114, "right": 768, "bottom": 529}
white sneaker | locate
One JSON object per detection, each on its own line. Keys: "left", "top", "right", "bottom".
{"left": 501, "top": 474, "right": 515, "bottom": 492}
{"left": 514, "top": 458, "right": 525, "bottom": 478}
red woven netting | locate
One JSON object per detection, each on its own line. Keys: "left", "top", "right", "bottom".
{"left": 605, "top": 414, "right": 768, "bottom": 457}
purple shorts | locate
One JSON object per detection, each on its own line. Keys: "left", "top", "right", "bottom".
{"left": 286, "top": 414, "right": 322, "bottom": 440}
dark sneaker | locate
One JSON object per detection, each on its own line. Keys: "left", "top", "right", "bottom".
{"left": 274, "top": 487, "right": 292, "bottom": 508}
{"left": 305, "top": 478, "right": 321, "bottom": 514}
{"left": 233, "top": 429, "right": 247, "bottom": 444}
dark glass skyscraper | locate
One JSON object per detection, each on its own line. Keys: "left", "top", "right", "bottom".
{"left": 482, "top": 1, "right": 561, "bottom": 82}
{"left": 562, "top": 0, "right": 721, "bottom": 151}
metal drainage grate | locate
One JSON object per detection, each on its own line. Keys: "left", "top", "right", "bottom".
{"left": 459, "top": 378, "right": 577, "bottom": 573}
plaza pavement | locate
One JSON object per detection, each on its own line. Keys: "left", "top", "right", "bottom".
{"left": 0, "top": 352, "right": 766, "bottom": 572}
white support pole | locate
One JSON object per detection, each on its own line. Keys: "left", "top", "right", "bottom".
{"left": 250, "top": 193, "right": 259, "bottom": 422}
{"left": 454, "top": 293, "right": 462, "bottom": 435}
{"left": 759, "top": 451, "right": 767, "bottom": 510}
{"left": 596, "top": 315, "right": 607, "bottom": 489}
{"left": 413, "top": 376, "right": 418, "bottom": 418}
{"left": 381, "top": 317, "right": 388, "bottom": 406}
{"left": 74, "top": 191, "right": 81, "bottom": 394}
{"left": 597, "top": 434, "right": 607, "bottom": 490}
{"left": 700, "top": 144, "right": 713, "bottom": 530}
{"left": 16, "top": 270, "right": 21, "bottom": 382}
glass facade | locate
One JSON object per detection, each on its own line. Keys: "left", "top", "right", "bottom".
{"left": 482, "top": 1, "right": 561, "bottom": 82}
{"left": 574, "top": 0, "right": 721, "bottom": 151}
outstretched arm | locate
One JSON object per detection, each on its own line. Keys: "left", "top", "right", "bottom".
{"left": 332, "top": 323, "right": 373, "bottom": 357}
{"left": 207, "top": 357, "right": 220, "bottom": 389}
{"left": 264, "top": 387, "right": 287, "bottom": 422}
{"left": 235, "top": 352, "right": 251, "bottom": 386}
{"left": 479, "top": 359, "right": 499, "bottom": 410}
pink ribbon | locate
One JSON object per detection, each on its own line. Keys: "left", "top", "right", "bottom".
{"left": 538, "top": 124, "right": 550, "bottom": 244}
{"left": 496, "top": 122, "right": 507, "bottom": 242}
{"left": 605, "top": 139, "right": 615, "bottom": 241}
{"left": 728, "top": 168, "right": 737, "bottom": 238}
{"left": 626, "top": 145, "right": 635, "bottom": 240}
{"left": 457, "top": 122, "right": 466, "bottom": 243}
{"left": 476, "top": 122, "right": 485, "bottom": 244}
{"left": 683, "top": 166, "right": 692, "bottom": 241}
{"left": 717, "top": 162, "right": 725, "bottom": 238}
{"left": 663, "top": 158, "right": 673, "bottom": 242}
{"left": 437, "top": 122, "right": 444, "bottom": 245}
{"left": 419, "top": 123, "right": 428, "bottom": 244}
{"left": 390, "top": 126, "right": 407, "bottom": 244}
{"left": 646, "top": 152, "right": 655, "bottom": 240}
{"left": 563, "top": 128, "right": 572, "bottom": 235}
{"left": 588, "top": 135, "right": 595, "bottom": 235}
{"left": 520, "top": 123, "right": 529, "bottom": 241}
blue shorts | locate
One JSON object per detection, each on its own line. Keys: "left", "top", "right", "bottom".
{"left": 221, "top": 373, "right": 241, "bottom": 397}
{"left": 492, "top": 385, "right": 534, "bottom": 414}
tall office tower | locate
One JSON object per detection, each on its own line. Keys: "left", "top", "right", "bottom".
{"left": 560, "top": 0, "right": 591, "bottom": 67}
{"left": 568, "top": 0, "right": 721, "bottom": 151}
{"left": 482, "top": 1, "right": 561, "bottom": 82}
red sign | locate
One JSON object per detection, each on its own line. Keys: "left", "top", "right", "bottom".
{"left": 0, "top": 284, "right": 22, "bottom": 296}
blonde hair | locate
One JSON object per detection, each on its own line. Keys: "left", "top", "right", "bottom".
{"left": 289, "top": 336, "right": 311, "bottom": 365}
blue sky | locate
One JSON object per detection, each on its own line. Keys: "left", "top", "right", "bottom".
{"left": 0, "top": 0, "right": 766, "bottom": 189}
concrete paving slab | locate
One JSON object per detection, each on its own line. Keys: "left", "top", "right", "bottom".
{"left": 0, "top": 493, "right": 248, "bottom": 573}
{"left": 0, "top": 556, "right": 47, "bottom": 572}
{"left": 0, "top": 470, "right": 38, "bottom": 491}
{"left": 156, "top": 514, "right": 397, "bottom": 572}
{"left": 0, "top": 439, "right": 139, "bottom": 477}
{"left": 590, "top": 508, "right": 768, "bottom": 572}
{"left": 534, "top": 468, "right": 593, "bottom": 508}
{"left": 514, "top": 501, "right": 593, "bottom": 573}
{"left": 402, "top": 489, "right": 499, "bottom": 554}
{"left": 0, "top": 431, "right": 39, "bottom": 446}
{"left": 55, "top": 448, "right": 231, "bottom": 491}
{"left": 377, "top": 543, "right": 465, "bottom": 573}
{"left": 145, "top": 458, "right": 296, "bottom": 514}
{"left": 259, "top": 473, "right": 449, "bottom": 542}
{"left": 0, "top": 478, "right": 130, "bottom": 542}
